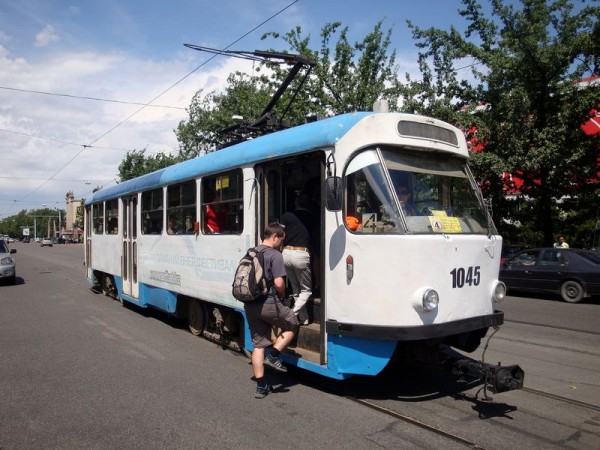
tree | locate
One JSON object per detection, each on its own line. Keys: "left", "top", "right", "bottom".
{"left": 175, "top": 21, "right": 403, "bottom": 155}
{"left": 117, "top": 148, "right": 183, "bottom": 182}
{"left": 262, "top": 21, "right": 402, "bottom": 114}
{"left": 175, "top": 73, "right": 273, "bottom": 157}
{"left": 405, "top": 0, "right": 600, "bottom": 246}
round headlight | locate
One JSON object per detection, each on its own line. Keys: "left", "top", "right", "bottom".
{"left": 493, "top": 281, "right": 506, "bottom": 302}
{"left": 422, "top": 289, "right": 439, "bottom": 311}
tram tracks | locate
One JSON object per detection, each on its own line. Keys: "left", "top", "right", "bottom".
{"left": 295, "top": 368, "right": 492, "bottom": 449}
{"left": 504, "top": 318, "right": 600, "bottom": 336}
{"left": 293, "top": 346, "right": 599, "bottom": 450}
{"left": 521, "top": 387, "right": 600, "bottom": 412}
{"left": 313, "top": 378, "right": 600, "bottom": 450}
{"left": 346, "top": 396, "right": 487, "bottom": 449}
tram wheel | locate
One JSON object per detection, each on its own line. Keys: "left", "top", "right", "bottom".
{"left": 560, "top": 280, "right": 583, "bottom": 303}
{"left": 102, "top": 275, "right": 116, "bottom": 298}
{"left": 188, "top": 300, "right": 205, "bottom": 336}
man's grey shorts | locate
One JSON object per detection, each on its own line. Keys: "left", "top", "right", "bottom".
{"left": 245, "top": 299, "right": 299, "bottom": 348}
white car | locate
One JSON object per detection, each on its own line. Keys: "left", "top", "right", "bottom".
{"left": 40, "top": 238, "right": 53, "bottom": 247}
{"left": 0, "top": 238, "right": 16, "bottom": 285}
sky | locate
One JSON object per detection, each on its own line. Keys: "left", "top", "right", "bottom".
{"left": 0, "top": 0, "right": 485, "bottom": 220}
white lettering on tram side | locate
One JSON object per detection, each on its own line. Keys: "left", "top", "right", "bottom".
{"left": 149, "top": 270, "right": 182, "bottom": 286}
{"left": 143, "top": 252, "right": 237, "bottom": 272}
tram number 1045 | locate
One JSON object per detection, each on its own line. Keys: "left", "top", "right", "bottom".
{"left": 450, "top": 266, "right": 481, "bottom": 288}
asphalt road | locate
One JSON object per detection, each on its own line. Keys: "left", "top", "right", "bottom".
{"left": 1, "top": 242, "right": 599, "bottom": 449}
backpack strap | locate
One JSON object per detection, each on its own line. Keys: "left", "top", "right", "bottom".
{"left": 254, "top": 246, "right": 274, "bottom": 291}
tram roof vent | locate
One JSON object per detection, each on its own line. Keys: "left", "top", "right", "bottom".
{"left": 373, "top": 100, "right": 389, "bottom": 113}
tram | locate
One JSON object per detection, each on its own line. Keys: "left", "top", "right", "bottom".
{"left": 84, "top": 110, "right": 517, "bottom": 383}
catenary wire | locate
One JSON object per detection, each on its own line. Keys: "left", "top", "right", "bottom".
{"left": 11, "top": 0, "right": 300, "bottom": 209}
{"left": 0, "top": 85, "right": 185, "bottom": 110}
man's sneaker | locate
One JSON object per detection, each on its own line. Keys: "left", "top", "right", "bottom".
{"left": 255, "top": 384, "right": 272, "bottom": 399}
{"left": 264, "top": 353, "right": 288, "bottom": 373}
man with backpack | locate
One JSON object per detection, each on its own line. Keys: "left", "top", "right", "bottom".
{"left": 242, "top": 222, "right": 298, "bottom": 399}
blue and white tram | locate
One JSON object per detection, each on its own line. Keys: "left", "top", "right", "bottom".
{"left": 85, "top": 111, "right": 508, "bottom": 380}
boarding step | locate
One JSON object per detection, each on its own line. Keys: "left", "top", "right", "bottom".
{"left": 284, "top": 345, "right": 320, "bottom": 365}
{"left": 290, "top": 322, "right": 321, "bottom": 353}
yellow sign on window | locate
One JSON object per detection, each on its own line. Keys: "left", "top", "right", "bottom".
{"left": 428, "top": 215, "right": 463, "bottom": 233}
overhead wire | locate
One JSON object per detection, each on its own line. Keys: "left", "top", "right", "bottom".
{"left": 9, "top": 0, "right": 300, "bottom": 211}
{"left": 0, "top": 127, "right": 132, "bottom": 152}
{"left": 0, "top": 85, "right": 185, "bottom": 110}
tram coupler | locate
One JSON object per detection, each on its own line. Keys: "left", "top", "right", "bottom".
{"left": 450, "top": 359, "right": 524, "bottom": 394}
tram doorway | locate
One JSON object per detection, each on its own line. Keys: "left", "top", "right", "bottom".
{"left": 257, "top": 151, "right": 325, "bottom": 364}
{"left": 121, "top": 195, "right": 139, "bottom": 298}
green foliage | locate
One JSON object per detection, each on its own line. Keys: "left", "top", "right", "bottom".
{"left": 123, "top": 3, "right": 600, "bottom": 249}
{"left": 175, "top": 21, "right": 403, "bottom": 157}
{"left": 0, "top": 208, "right": 65, "bottom": 238}
{"left": 405, "top": 0, "right": 600, "bottom": 246}
{"left": 264, "top": 21, "right": 402, "bottom": 113}
{"left": 117, "top": 148, "right": 183, "bottom": 182}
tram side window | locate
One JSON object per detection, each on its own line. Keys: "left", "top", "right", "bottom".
{"left": 201, "top": 170, "right": 243, "bottom": 234}
{"left": 92, "top": 203, "right": 104, "bottom": 234}
{"left": 167, "top": 181, "right": 196, "bottom": 235}
{"left": 344, "top": 151, "right": 402, "bottom": 234}
{"left": 105, "top": 199, "right": 119, "bottom": 234}
{"left": 141, "top": 188, "right": 164, "bottom": 234}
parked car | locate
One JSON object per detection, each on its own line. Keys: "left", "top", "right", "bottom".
{"left": 0, "top": 238, "right": 17, "bottom": 285}
{"left": 500, "top": 244, "right": 532, "bottom": 264}
{"left": 499, "top": 247, "right": 600, "bottom": 303}
{"left": 40, "top": 238, "right": 53, "bottom": 247}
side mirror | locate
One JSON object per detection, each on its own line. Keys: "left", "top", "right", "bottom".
{"left": 325, "top": 176, "right": 343, "bottom": 211}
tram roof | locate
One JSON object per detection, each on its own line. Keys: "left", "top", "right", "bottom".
{"left": 86, "top": 112, "right": 372, "bottom": 204}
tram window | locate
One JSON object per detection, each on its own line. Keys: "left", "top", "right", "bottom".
{"left": 201, "top": 170, "right": 243, "bottom": 234}
{"left": 167, "top": 181, "right": 196, "bottom": 235}
{"left": 92, "top": 203, "right": 104, "bottom": 234}
{"left": 344, "top": 150, "right": 403, "bottom": 234}
{"left": 345, "top": 148, "right": 494, "bottom": 235}
{"left": 105, "top": 199, "right": 118, "bottom": 235}
{"left": 141, "top": 188, "right": 164, "bottom": 234}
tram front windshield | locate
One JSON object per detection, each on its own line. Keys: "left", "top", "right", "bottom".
{"left": 345, "top": 148, "right": 494, "bottom": 235}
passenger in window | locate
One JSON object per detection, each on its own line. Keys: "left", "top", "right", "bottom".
{"left": 185, "top": 215, "right": 196, "bottom": 234}
{"left": 395, "top": 184, "right": 416, "bottom": 216}
{"left": 205, "top": 204, "right": 222, "bottom": 233}
{"left": 204, "top": 187, "right": 226, "bottom": 234}
{"left": 108, "top": 217, "right": 118, "bottom": 234}
{"left": 168, "top": 216, "right": 179, "bottom": 235}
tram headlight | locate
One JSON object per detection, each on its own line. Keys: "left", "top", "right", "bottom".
{"left": 492, "top": 281, "right": 507, "bottom": 303}
{"left": 422, "top": 289, "right": 439, "bottom": 311}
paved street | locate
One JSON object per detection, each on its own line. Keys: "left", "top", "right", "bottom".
{"left": 1, "top": 242, "right": 599, "bottom": 449}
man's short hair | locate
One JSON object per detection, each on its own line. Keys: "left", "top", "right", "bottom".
{"left": 263, "top": 222, "right": 285, "bottom": 239}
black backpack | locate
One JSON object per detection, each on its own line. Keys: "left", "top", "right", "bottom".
{"left": 231, "top": 247, "right": 271, "bottom": 302}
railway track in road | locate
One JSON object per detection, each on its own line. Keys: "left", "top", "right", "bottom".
{"left": 302, "top": 372, "right": 600, "bottom": 450}
{"left": 521, "top": 387, "right": 600, "bottom": 412}
{"left": 346, "top": 396, "right": 487, "bottom": 449}
{"left": 295, "top": 367, "right": 494, "bottom": 449}
{"left": 504, "top": 318, "right": 600, "bottom": 336}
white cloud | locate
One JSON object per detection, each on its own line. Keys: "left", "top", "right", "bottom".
{"left": 0, "top": 30, "right": 11, "bottom": 44}
{"left": 35, "top": 25, "right": 60, "bottom": 48}
{"left": 0, "top": 44, "right": 259, "bottom": 214}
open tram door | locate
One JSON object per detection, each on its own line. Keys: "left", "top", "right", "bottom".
{"left": 121, "top": 195, "right": 139, "bottom": 299}
{"left": 85, "top": 205, "right": 92, "bottom": 280}
{"left": 256, "top": 152, "right": 326, "bottom": 366}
